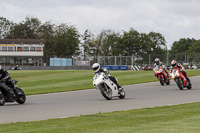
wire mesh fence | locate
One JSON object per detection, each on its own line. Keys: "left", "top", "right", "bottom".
{"left": 1, "top": 52, "right": 200, "bottom": 67}
{"left": 97, "top": 52, "right": 200, "bottom": 67}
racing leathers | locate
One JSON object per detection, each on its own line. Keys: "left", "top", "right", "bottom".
{"left": 170, "top": 63, "right": 190, "bottom": 83}
{"left": 94, "top": 67, "right": 122, "bottom": 90}
{"left": 153, "top": 63, "right": 169, "bottom": 79}
{"left": 0, "top": 68, "right": 14, "bottom": 100}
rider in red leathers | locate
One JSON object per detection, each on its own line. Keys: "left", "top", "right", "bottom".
{"left": 154, "top": 58, "right": 169, "bottom": 79}
{"left": 170, "top": 60, "right": 191, "bottom": 84}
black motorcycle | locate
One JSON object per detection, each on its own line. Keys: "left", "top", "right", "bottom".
{"left": 0, "top": 79, "right": 26, "bottom": 106}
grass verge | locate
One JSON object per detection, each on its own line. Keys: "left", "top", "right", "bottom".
{"left": 1, "top": 102, "right": 200, "bottom": 133}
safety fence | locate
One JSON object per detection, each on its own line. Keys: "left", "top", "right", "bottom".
{"left": 1, "top": 52, "right": 200, "bottom": 68}
{"left": 97, "top": 52, "right": 200, "bottom": 67}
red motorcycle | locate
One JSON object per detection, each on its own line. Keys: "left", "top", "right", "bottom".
{"left": 170, "top": 68, "right": 192, "bottom": 90}
{"left": 154, "top": 66, "right": 170, "bottom": 86}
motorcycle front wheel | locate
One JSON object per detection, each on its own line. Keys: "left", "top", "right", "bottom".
{"left": 187, "top": 82, "right": 192, "bottom": 89}
{"left": 159, "top": 76, "right": 164, "bottom": 86}
{"left": 100, "top": 84, "right": 112, "bottom": 100}
{"left": 15, "top": 87, "right": 26, "bottom": 104}
{"left": 175, "top": 78, "right": 184, "bottom": 90}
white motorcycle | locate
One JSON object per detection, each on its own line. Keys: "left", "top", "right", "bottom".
{"left": 189, "top": 65, "right": 197, "bottom": 70}
{"left": 93, "top": 72, "right": 125, "bottom": 100}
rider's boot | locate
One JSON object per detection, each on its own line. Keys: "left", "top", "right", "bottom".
{"left": 165, "top": 70, "right": 170, "bottom": 79}
{"left": 186, "top": 77, "right": 191, "bottom": 85}
{"left": 117, "top": 85, "right": 123, "bottom": 91}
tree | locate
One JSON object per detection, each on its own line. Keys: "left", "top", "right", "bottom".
{"left": 169, "top": 38, "right": 196, "bottom": 62}
{"left": 81, "top": 29, "right": 92, "bottom": 58}
{"left": 121, "top": 28, "right": 141, "bottom": 56}
{"left": 38, "top": 21, "right": 55, "bottom": 65}
{"left": 81, "top": 30, "right": 116, "bottom": 62}
{"left": 50, "top": 23, "right": 80, "bottom": 58}
{"left": 104, "top": 31, "right": 121, "bottom": 56}
{"left": 148, "top": 32, "right": 167, "bottom": 54}
{"left": 7, "top": 16, "right": 42, "bottom": 39}
{"left": 187, "top": 39, "right": 200, "bottom": 53}
{"left": 0, "top": 16, "right": 13, "bottom": 39}
{"left": 186, "top": 39, "right": 200, "bottom": 63}
{"left": 147, "top": 32, "right": 167, "bottom": 63}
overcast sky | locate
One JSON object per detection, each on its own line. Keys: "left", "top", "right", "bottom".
{"left": 1, "top": 0, "right": 200, "bottom": 49}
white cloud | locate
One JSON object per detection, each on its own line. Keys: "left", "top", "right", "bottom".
{"left": 1, "top": 0, "right": 200, "bottom": 49}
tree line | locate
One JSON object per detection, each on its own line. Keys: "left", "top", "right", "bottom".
{"left": 1, "top": 16, "right": 199, "bottom": 64}
{"left": 169, "top": 38, "right": 200, "bottom": 63}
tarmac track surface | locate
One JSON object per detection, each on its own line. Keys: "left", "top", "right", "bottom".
{"left": 0, "top": 76, "right": 200, "bottom": 124}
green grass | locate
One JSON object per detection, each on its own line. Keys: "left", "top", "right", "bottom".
{"left": 1, "top": 102, "right": 200, "bottom": 133}
{"left": 9, "top": 70, "right": 93, "bottom": 95}
{"left": 8, "top": 69, "right": 200, "bottom": 95}
{"left": 0, "top": 69, "right": 200, "bottom": 132}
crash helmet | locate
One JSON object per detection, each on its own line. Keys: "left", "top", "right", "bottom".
{"left": 92, "top": 63, "right": 100, "bottom": 72}
{"left": 171, "top": 60, "right": 177, "bottom": 67}
{"left": 155, "top": 58, "right": 160, "bottom": 65}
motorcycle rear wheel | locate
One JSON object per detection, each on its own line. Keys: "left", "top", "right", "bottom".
{"left": 166, "top": 79, "right": 170, "bottom": 85}
{"left": 118, "top": 89, "right": 125, "bottom": 99}
{"left": 0, "top": 92, "right": 5, "bottom": 106}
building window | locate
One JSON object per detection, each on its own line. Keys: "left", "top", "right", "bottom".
{"left": 0, "top": 57, "right": 5, "bottom": 63}
{"left": 8, "top": 47, "right": 14, "bottom": 51}
{"left": 30, "top": 47, "right": 35, "bottom": 51}
{"left": 36, "top": 47, "right": 42, "bottom": 51}
{"left": 17, "top": 47, "right": 22, "bottom": 51}
{"left": 23, "top": 47, "right": 29, "bottom": 51}
{"left": 5, "top": 57, "right": 14, "bottom": 64}
{"left": 2, "top": 46, "right": 7, "bottom": 51}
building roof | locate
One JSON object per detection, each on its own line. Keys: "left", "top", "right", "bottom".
{"left": 0, "top": 39, "right": 45, "bottom": 44}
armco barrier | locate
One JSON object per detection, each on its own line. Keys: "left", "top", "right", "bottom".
{"left": 101, "top": 65, "right": 128, "bottom": 70}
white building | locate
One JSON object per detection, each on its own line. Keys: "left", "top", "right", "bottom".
{"left": 0, "top": 39, "right": 45, "bottom": 66}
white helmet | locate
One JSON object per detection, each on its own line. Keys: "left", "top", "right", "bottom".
{"left": 171, "top": 60, "right": 177, "bottom": 66}
{"left": 92, "top": 63, "right": 100, "bottom": 72}
{"left": 155, "top": 58, "right": 160, "bottom": 65}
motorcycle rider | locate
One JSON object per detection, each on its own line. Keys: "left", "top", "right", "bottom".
{"left": 0, "top": 65, "right": 15, "bottom": 100}
{"left": 92, "top": 63, "right": 122, "bottom": 91}
{"left": 170, "top": 60, "right": 191, "bottom": 84}
{"left": 154, "top": 58, "right": 169, "bottom": 78}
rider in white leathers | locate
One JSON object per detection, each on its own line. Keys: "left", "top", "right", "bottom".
{"left": 92, "top": 63, "right": 122, "bottom": 91}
